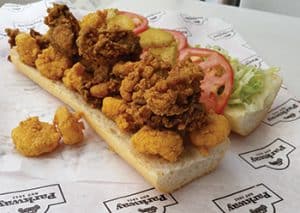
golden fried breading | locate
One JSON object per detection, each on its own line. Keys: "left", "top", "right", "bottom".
{"left": 90, "top": 83, "right": 110, "bottom": 98}
{"left": 90, "top": 80, "right": 119, "bottom": 98}
{"left": 112, "top": 61, "right": 134, "bottom": 78}
{"left": 131, "top": 126, "right": 183, "bottom": 162}
{"left": 54, "top": 106, "right": 84, "bottom": 145}
{"left": 29, "top": 29, "right": 50, "bottom": 49}
{"left": 144, "top": 58, "right": 207, "bottom": 131}
{"left": 102, "top": 97, "right": 125, "bottom": 120}
{"left": 15, "top": 33, "right": 41, "bottom": 66}
{"left": 63, "top": 62, "right": 85, "bottom": 92}
{"left": 189, "top": 113, "right": 230, "bottom": 153}
{"left": 11, "top": 117, "right": 60, "bottom": 157}
{"left": 117, "top": 54, "right": 171, "bottom": 103}
{"left": 35, "top": 46, "right": 72, "bottom": 80}
{"left": 5, "top": 28, "right": 20, "bottom": 48}
{"left": 119, "top": 104, "right": 152, "bottom": 132}
{"left": 115, "top": 114, "right": 132, "bottom": 131}
{"left": 102, "top": 97, "right": 150, "bottom": 132}
{"left": 113, "top": 56, "right": 207, "bottom": 132}
{"left": 145, "top": 58, "right": 203, "bottom": 116}
{"left": 45, "top": 4, "right": 80, "bottom": 57}
{"left": 80, "top": 10, "right": 106, "bottom": 29}
{"left": 77, "top": 28, "right": 142, "bottom": 67}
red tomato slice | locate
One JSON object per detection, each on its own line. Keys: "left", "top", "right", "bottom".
{"left": 119, "top": 11, "right": 149, "bottom": 34}
{"left": 179, "top": 48, "right": 234, "bottom": 114}
{"left": 163, "top": 29, "right": 188, "bottom": 51}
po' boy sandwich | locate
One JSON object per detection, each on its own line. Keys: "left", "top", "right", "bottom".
{"left": 6, "top": 4, "right": 279, "bottom": 192}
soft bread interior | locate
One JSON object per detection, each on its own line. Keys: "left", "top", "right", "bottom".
{"left": 10, "top": 48, "right": 230, "bottom": 192}
{"left": 224, "top": 72, "right": 282, "bottom": 136}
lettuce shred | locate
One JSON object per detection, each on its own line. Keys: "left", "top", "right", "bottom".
{"left": 207, "top": 45, "right": 279, "bottom": 108}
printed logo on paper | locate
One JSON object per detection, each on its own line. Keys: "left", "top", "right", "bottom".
{"left": 44, "top": 0, "right": 72, "bottom": 8}
{"left": 0, "top": 135, "right": 11, "bottom": 156}
{"left": 213, "top": 184, "right": 283, "bottom": 213}
{"left": 8, "top": 78, "right": 41, "bottom": 93}
{"left": 241, "top": 55, "right": 263, "bottom": 68}
{"left": 1, "top": 3, "right": 27, "bottom": 13}
{"left": 0, "top": 184, "right": 66, "bottom": 212}
{"left": 103, "top": 188, "right": 177, "bottom": 213}
{"left": 0, "top": 32, "right": 5, "bottom": 40}
{"left": 263, "top": 98, "right": 300, "bottom": 126}
{"left": 0, "top": 25, "right": 7, "bottom": 38}
{"left": 146, "top": 11, "right": 166, "bottom": 23}
{"left": 13, "top": 17, "right": 44, "bottom": 32}
{"left": 174, "top": 27, "right": 192, "bottom": 37}
{"left": 241, "top": 42, "right": 253, "bottom": 50}
{"left": 0, "top": 134, "right": 10, "bottom": 143}
{"left": 180, "top": 14, "right": 207, "bottom": 25}
{"left": 280, "top": 84, "right": 288, "bottom": 90}
{"left": 239, "top": 138, "right": 295, "bottom": 170}
{"left": 209, "top": 28, "right": 236, "bottom": 41}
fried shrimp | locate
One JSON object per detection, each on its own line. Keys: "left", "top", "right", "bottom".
{"left": 189, "top": 113, "right": 230, "bottom": 153}
{"left": 15, "top": 33, "right": 41, "bottom": 66}
{"left": 11, "top": 117, "right": 60, "bottom": 157}
{"left": 90, "top": 80, "right": 119, "bottom": 98}
{"left": 131, "top": 126, "right": 183, "bottom": 162}
{"left": 35, "top": 46, "right": 72, "bottom": 80}
{"left": 54, "top": 106, "right": 84, "bottom": 145}
{"left": 102, "top": 97, "right": 125, "bottom": 120}
{"left": 63, "top": 62, "right": 85, "bottom": 92}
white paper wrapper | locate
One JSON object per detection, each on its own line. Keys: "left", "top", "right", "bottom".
{"left": 0, "top": 1, "right": 300, "bottom": 212}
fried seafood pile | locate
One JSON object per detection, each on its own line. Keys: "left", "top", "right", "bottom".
{"left": 7, "top": 4, "right": 229, "bottom": 161}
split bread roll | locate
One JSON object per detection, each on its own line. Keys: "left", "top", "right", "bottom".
{"left": 10, "top": 48, "right": 230, "bottom": 192}
{"left": 224, "top": 73, "right": 282, "bottom": 136}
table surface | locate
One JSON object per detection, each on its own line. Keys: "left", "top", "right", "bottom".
{"left": 0, "top": 2, "right": 299, "bottom": 210}
{"left": 99, "top": 0, "right": 300, "bottom": 97}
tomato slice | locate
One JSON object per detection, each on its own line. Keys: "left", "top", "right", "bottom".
{"left": 179, "top": 48, "right": 234, "bottom": 114}
{"left": 162, "top": 29, "right": 187, "bottom": 51}
{"left": 119, "top": 11, "right": 149, "bottom": 34}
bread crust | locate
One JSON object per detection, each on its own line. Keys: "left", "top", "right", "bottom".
{"left": 10, "top": 48, "right": 230, "bottom": 192}
{"left": 224, "top": 72, "right": 282, "bottom": 136}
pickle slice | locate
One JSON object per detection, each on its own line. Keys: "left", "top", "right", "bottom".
{"left": 140, "top": 28, "right": 175, "bottom": 49}
{"left": 107, "top": 14, "right": 135, "bottom": 30}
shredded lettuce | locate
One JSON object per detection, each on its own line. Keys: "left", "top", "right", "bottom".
{"left": 207, "top": 45, "right": 279, "bottom": 110}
